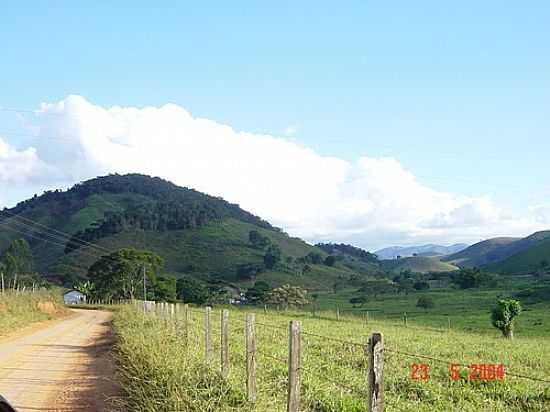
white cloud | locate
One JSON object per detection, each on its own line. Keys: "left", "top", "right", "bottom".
{"left": 1, "top": 95, "right": 547, "bottom": 249}
{"left": 0, "top": 137, "right": 52, "bottom": 184}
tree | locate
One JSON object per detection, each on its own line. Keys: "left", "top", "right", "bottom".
{"left": 248, "top": 230, "right": 271, "bottom": 249}
{"left": 491, "top": 299, "right": 522, "bottom": 339}
{"left": 349, "top": 295, "right": 368, "bottom": 307}
{"left": 153, "top": 274, "right": 177, "bottom": 302}
{"left": 176, "top": 275, "right": 210, "bottom": 304}
{"left": 73, "top": 280, "right": 96, "bottom": 301}
{"left": 451, "top": 268, "right": 495, "bottom": 289}
{"left": 265, "top": 284, "right": 309, "bottom": 309}
{"left": 236, "top": 263, "right": 264, "bottom": 280}
{"left": 87, "top": 248, "right": 163, "bottom": 300}
{"left": 305, "top": 252, "right": 323, "bottom": 265}
{"left": 1, "top": 238, "right": 34, "bottom": 289}
{"left": 413, "top": 281, "right": 430, "bottom": 291}
{"left": 324, "top": 255, "right": 336, "bottom": 267}
{"left": 264, "top": 245, "right": 282, "bottom": 269}
{"left": 416, "top": 296, "right": 434, "bottom": 310}
{"left": 245, "top": 280, "right": 271, "bottom": 304}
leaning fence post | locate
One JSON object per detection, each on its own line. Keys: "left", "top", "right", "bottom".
{"left": 287, "top": 320, "right": 301, "bottom": 412}
{"left": 221, "top": 309, "right": 230, "bottom": 378}
{"left": 246, "top": 313, "right": 256, "bottom": 402}
{"left": 367, "top": 332, "right": 384, "bottom": 412}
{"left": 205, "top": 306, "right": 213, "bottom": 365}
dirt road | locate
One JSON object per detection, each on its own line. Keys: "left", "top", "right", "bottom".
{"left": 0, "top": 309, "right": 122, "bottom": 412}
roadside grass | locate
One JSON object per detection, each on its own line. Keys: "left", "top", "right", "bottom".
{"left": 113, "top": 304, "right": 550, "bottom": 412}
{"left": 0, "top": 289, "right": 68, "bottom": 337}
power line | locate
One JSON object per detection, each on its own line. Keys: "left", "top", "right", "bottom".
{"left": 1, "top": 209, "right": 111, "bottom": 254}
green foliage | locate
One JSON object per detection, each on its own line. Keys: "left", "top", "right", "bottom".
{"left": 248, "top": 230, "right": 271, "bottom": 249}
{"left": 88, "top": 248, "right": 163, "bottom": 300}
{"left": 176, "top": 275, "right": 209, "bottom": 304}
{"left": 315, "top": 242, "right": 379, "bottom": 264}
{"left": 414, "top": 281, "right": 430, "bottom": 291}
{"left": 263, "top": 244, "right": 282, "bottom": 269}
{"left": 416, "top": 295, "right": 435, "bottom": 310}
{"left": 245, "top": 280, "right": 271, "bottom": 303}
{"left": 452, "top": 268, "right": 496, "bottom": 289}
{"left": 265, "top": 284, "right": 309, "bottom": 308}
{"left": 491, "top": 299, "right": 522, "bottom": 339}
{"left": 304, "top": 252, "right": 323, "bottom": 265}
{"left": 0, "top": 238, "right": 39, "bottom": 290}
{"left": 235, "top": 263, "right": 263, "bottom": 280}
{"left": 153, "top": 274, "right": 177, "bottom": 302}
{"left": 324, "top": 255, "right": 336, "bottom": 266}
{"left": 349, "top": 294, "right": 368, "bottom": 307}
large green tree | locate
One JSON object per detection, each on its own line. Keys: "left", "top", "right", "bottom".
{"left": 87, "top": 248, "right": 163, "bottom": 300}
{"left": 1, "top": 238, "right": 34, "bottom": 289}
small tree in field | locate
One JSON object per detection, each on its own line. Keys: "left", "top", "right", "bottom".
{"left": 416, "top": 296, "right": 434, "bottom": 310}
{"left": 491, "top": 299, "right": 522, "bottom": 339}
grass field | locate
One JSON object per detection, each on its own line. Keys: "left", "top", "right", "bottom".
{"left": 113, "top": 303, "right": 550, "bottom": 412}
{"left": 307, "top": 285, "right": 550, "bottom": 338}
{"left": 0, "top": 289, "right": 68, "bottom": 337}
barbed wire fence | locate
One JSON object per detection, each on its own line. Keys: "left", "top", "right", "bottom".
{"left": 109, "top": 300, "right": 550, "bottom": 412}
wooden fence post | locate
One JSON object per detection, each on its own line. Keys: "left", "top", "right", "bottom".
{"left": 246, "top": 313, "right": 256, "bottom": 403}
{"left": 287, "top": 320, "right": 301, "bottom": 412}
{"left": 205, "top": 306, "right": 213, "bottom": 365}
{"left": 367, "top": 332, "right": 384, "bottom": 412}
{"left": 336, "top": 307, "right": 340, "bottom": 321}
{"left": 184, "top": 304, "right": 189, "bottom": 346}
{"left": 448, "top": 316, "right": 451, "bottom": 330}
{"left": 175, "top": 303, "right": 180, "bottom": 328}
{"left": 366, "top": 311, "right": 369, "bottom": 324}
{"left": 221, "top": 309, "right": 230, "bottom": 378}
{"left": 403, "top": 312, "right": 407, "bottom": 327}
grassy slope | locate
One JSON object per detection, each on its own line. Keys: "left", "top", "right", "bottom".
{"left": 0, "top": 290, "right": 68, "bottom": 337}
{"left": 443, "top": 237, "right": 519, "bottom": 267}
{"left": 56, "top": 217, "right": 358, "bottom": 289}
{"left": 381, "top": 256, "right": 458, "bottom": 274}
{"left": 114, "top": 304, "right": 550, "bottom": 412}
{"left": 486, "top": 237, "right": 550, "bottom": 274}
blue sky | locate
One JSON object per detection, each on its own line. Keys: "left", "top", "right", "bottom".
{"left": 0, "top": 1, "right": 549, "bottom": 248}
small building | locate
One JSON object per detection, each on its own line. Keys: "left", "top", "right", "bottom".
{"left": 64, "top": 290, "right": 86, "bottom": 305}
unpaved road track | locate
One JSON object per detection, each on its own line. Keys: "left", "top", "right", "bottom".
{"left": 0, "top": 309, "right": 122, "bottom": 412}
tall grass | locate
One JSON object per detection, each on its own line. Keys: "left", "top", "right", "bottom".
{"left": 114, "top": 305, "right": 550, "bottom": 411}
{"left": 0, "top": 289, "right": 68, "bottom": 336}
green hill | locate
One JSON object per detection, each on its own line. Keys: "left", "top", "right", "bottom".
{"left": 0, "top": 174, "right": 376, "bottom": 290}
{"left": 444, "top": 231, "right": 550, "bottom": 272}
{"left": 443, "top": 237, "right": 520, "bottom": 267}
{"left": 485, "top": 236, "right": 550, "bottom": 274}
{"left": 381, "top": 256, "right": 459, "bottom": 274}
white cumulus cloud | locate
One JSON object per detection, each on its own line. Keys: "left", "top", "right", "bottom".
{"left": 1, "top": 95, "right": 547, "bottom": 249}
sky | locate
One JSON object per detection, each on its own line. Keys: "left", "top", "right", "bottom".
{"left": 0, "top": 1, "right": 549, "bottom": 250}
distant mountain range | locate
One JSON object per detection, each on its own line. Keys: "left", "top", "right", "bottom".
{"left": 375, "top": 244, "right": 469, "bottom": 260}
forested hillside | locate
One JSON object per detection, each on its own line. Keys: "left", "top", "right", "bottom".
{"left": 0, "top": 174, "right": 378, "bottom": 290}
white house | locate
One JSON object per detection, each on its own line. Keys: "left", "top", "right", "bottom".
{"left": 64, "top": 290, "right": 86, "bottom": 305}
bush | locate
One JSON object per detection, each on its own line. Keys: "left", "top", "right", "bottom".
{"left": 416, "top": 296, "right": 434, "bottom": 310}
